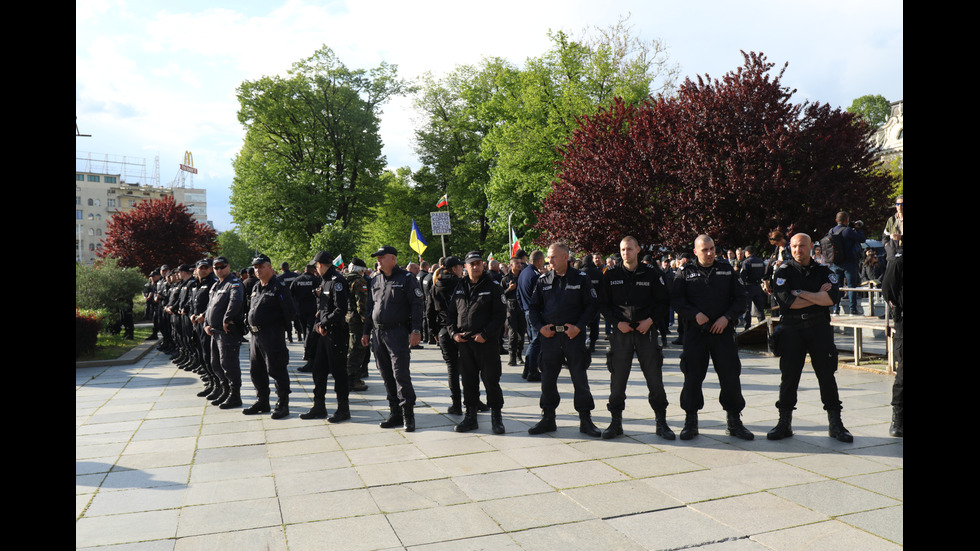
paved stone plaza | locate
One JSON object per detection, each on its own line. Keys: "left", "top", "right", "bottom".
{"left": 76, "top": 333, "right": 902, "bottom": 550}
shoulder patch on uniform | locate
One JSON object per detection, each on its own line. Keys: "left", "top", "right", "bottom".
{"left": 775, "top": 278, "right": 786, "bottom": 286}
{"left": 828, "top": 273, "right": 838, "bottom": 284}
{"left": 334, "top": 282, "right": 343, "bottom": 292}
{"left": 415, "top": 288, "right": 423, "bottom": 297}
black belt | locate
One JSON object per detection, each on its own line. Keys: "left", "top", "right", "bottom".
{"left": 377, "top": 322, "right": 410, "bottom": 330}
{"left": 781, "top": 311, "right": 830, "bottom": 328}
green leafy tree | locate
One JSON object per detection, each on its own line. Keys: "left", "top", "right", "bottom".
{"left": 412, "top": 18, "right": 678, "bottom": 254}
{"left": 231, "top": 45, "right": 412, "bottom": 264}
{"left": 359, "top": 167, "right": 444, "bottom": 263}
{"left": 412, "top": 59, "right": 513, "bottom": 254}
{"left": 215, "top": 229, "right": 255, "bottom": 272}
{"left": 847, "top": 94, "right": 891, "bottom": 127}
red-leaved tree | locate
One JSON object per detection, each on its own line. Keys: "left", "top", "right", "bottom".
{"left": 99, "top": 196, "right": 219, "bottom": 274}
{"left": 537, "top": 51, "right": 895, "bottom": 253}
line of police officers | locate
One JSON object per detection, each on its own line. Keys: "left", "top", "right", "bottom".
{"left": 150, "top": 231, "right": 854, "bottom": 443}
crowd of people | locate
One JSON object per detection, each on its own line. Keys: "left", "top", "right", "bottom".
{"left": 141, "top": 201, "right": 903, "bottom": 441}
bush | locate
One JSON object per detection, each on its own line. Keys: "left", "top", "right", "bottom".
{"left": 76, "top": 308, "right": 103, "bottom": 358}
{"left": 76, "top": 257, "right": 147, "bottom": 329}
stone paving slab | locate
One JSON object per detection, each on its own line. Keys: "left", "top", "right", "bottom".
{"left": 77, "top": 333, "right": 902, "bottom": 550}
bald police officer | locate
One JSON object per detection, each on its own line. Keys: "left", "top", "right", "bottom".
{"left": 361, "top": 246, "right": 425, "bottom": 431}
{"left": 767, "top": 233, "right": 853, "bottom": 442}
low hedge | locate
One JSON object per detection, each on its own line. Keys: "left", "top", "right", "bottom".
{"left": 76, "top": 308, "right": 103, "bottom": 359}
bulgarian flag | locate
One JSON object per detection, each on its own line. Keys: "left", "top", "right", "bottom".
{"left": 333, "top": 254, "right": 344, "bottom": 270}
{"left": 510, "top": 229, "right": 521, "bottom": 258}
{"left": 436, "top": 194, "right": 448, "bottom": 208}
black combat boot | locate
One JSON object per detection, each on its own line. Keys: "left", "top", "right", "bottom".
{"left": 300, "top": 398, "right": 328, "bottom": 420}
{"left": 328, "top": 400, "right": 351, "bottom": 423}
{"left": 654, "top": 410, "right": 675, "bottom": 440}
{"left": 490, "top": 409, "right": 505, "bottom": 434}
{"left": 528, "top": 410, "right": 557, "bottom": 435}
{"left": 602, "top": 411, "right": 623, "bottom": 439}
{"left": 579, "top": 411, "right": 601, "bottom": 437}
{"left": 767, "top": 410, "right": 794, "bottom": 440}
{"left": 380, "top": 405, "right": 403, "bottom": 428}
{"left": 197, "top": 377, "right": 214, "bottom": 397}
{"left": 447, "top": 397, "right": 463, "bottom": 416}
{"left": 455, "top": 409, "right": 479, "bottom": 433}
{"left": 219, "top": 387, "right": 242, "bottom": 409}
{"left": 828, "top": 410, "right": 853, "bottom": 442}
{"left": 726, "top": 411, "right": 755, "bottom": 440}
{"left": 402, "top": 404, "right": 416, "bottom": 432}
{"left": 243, "top": 396, "right": 271, "bottom": 415}
{"left": 680, "top": 411, "right": 699, "bottom": 440}
{"left": 210, "top": 383, "right": 230, "bottom": 406}
{"left": 889, "top": 408, "right": 903, "bottom": 437}
{"left": 271, "top": 397, "right": 290, "bottom": 420}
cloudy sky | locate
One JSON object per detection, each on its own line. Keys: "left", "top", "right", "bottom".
{"left": 76, "top": 0, "right": 903, "bottom": 232}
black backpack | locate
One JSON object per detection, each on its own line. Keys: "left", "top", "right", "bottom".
{"left": 820, "top": 226, "right": 846, "bottom": 265}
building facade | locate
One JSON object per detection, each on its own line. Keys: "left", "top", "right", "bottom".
{"left": 872, "top": 100, "right": 903, "bottom": 169}
{"left": 75, "top": 171, "right": 209, "bottom": 265}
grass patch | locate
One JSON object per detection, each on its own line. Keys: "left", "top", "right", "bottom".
{"left": 76, "top": 326, "right": 153, "bottom": 362}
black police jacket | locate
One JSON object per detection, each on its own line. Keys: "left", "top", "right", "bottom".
{"left": 739, "top": 256, "right": 766, "bottom": 285}
{"left": 772, "top": 258, "right": 840, "bottom": 316}
{"left": 528, "top": 268, "right": 597, "bottom": 334}
{"left": 290, "top": 272, "right": 321, "bottom": 311}
{"left": 248, "top": 277, "right": 296, "bottom": 329}
{"left": 427, "top": 270, "right": 459, "bottom": 333}
{"left": 315, "top": 267, "right": 349, "bottom": 330}
{"left": 670, "top": 259, "right": 746, "bottom": 325}
{"left": 600, "top": 262, "right": 669, "bottom": 325}
{"left": 191, "top": 273, "right": 218, "bottom": 316}
{"left": 363, "top": 267, "right": 424, "bottom": 334}
{"left": 448, "top": 272, "right": 506, "bottom": 340}
{"left": 205, "top": 275, "right": 244, "bottom": 331}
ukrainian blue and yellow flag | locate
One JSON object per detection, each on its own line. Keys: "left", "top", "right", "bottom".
{"left": 409, "top": 219, "right": 428, "bottom": 255}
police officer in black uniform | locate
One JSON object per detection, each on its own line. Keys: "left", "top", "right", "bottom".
{"left": 301, "top": 251, "right": 352, "bottom": 422}
{"left": 204, "top": 256, "right": 246, "bottom": 409}
{"left": 144, "top": 270, "right": 160, "bottom": 338}
{"left": 278, "top": 262, "right": 300, "bottom": 343}
{"left": 767, "top": 233, "right": 853, "bottom": 442}
{"left": 345, "top": 258, "right": 370, "bottom": 392}
{"left": 670, "top": 235, "right": 754, "bottom": 440}
{"left": 581, "top": 254, "right": 603, "bottom": 353}
{"left": 157, "top": 270, "right": 171, "bottom": 351}
{"left": 428, "top": 256, "right": 465, "bottom": 415}
{"left": 527, "top": 243, "right": 601, "bottom": 437}
{"left": 243, "top": 254, "right": 297, "bottom": 419}
{"left": 739, "top": 246, "right": 767, "bottom": 329}
{"left": 291, "top": 262, "right": 320, "bottom": 343}
{"left": 292, "top": 263, "right": 322, "bottom": 371}
{"left": 361, "top": 246, "right": 425, "bottom": 431}
{"left": 500, "top": 256, "right": 526, "bottom": 366}
{"left": 600, "top": 236, "right": 674, "bottom": 440}
{"left": 169, "top": 264, "right": 194, "bottom": 367}
{"left": 882, "top": 250, "right": 903, "bottom": 437}
{"left": 189, "top": 259, "right": 218, "bottom": 399}
{"left": 448, "top": 251, "right": 507, "bottom": 434}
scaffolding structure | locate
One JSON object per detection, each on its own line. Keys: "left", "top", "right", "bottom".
{"left": 75, "top": 152, "right": 162, "bottom": 187}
